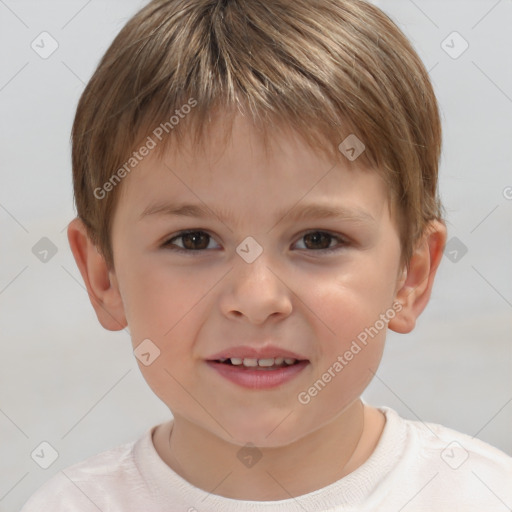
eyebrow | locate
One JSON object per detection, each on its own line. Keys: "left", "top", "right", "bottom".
{"left": 139, "top": 201, "right": 376, "bottom": 226}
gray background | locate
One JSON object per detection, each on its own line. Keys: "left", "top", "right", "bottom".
{"left": 1, "top": 0, "right": 511, "bottom": 510}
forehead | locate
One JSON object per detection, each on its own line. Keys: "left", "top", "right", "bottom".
{"left": 116, "top": 113, "right": 393, "bottom": 227}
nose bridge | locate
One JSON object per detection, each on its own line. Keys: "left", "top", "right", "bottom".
{"left": 234, "top": 236, "right": 279, "bottom": 287}
{"left": 222, "top": 237, "right": 292, "bottom": 322}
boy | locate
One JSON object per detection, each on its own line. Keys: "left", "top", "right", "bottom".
{"left": 21, "top": 0, "right": 512, "bottom": 510}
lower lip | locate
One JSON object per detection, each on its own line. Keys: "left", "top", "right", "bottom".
{"left": 206, "top": 360, "right": 309, "bottom": 389}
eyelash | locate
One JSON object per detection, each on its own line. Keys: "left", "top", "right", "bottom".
{"left": 161, "top": 229, "right": 349, "bottom": 255}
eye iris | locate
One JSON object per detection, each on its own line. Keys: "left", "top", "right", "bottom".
{"left": 304, "top": 232, "right": 331, "bottom": 250}
{"left": 182, "top": 231, "right": 209, "bottom": 250}
{"left": 170, "top": 230, "right": 340, "bottom": 252}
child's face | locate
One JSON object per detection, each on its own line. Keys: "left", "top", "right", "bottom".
{"left": 109, "top": 113, "right": 405, "bottom": 446}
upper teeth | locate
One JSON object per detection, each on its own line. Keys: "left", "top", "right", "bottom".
{"left": 219, "top": 357, "right": 297, "bottom": 367}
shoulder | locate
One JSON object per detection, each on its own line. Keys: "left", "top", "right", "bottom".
{"left": 380, "top": 406, "right": 512, "bottom": 509}
{"left": 397, "top": 407, "right": 512, "bottom": 471}
{"left": 19, "top": 427, "right": 155, "bottom": 512}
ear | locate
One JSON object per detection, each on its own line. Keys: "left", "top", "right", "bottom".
{"left": 388, "top": 219, "right": 447, "bottom": 334}
{"left": 67, "top": 217, "right": 127, "bottom": 331}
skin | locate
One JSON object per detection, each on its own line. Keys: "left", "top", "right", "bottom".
{"left": 68, "top": 112, "right": 447, "bottom": 501}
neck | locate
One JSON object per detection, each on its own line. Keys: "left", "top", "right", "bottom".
{"left": 152, "top": 400, "right": 386, "bottom": 501}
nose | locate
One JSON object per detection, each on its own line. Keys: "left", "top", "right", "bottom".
{"left": 219, "top": 248, "right": 293, "bottom": 324}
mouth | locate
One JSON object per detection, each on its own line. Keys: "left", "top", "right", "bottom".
{"left": 206, "top": 357, "right": 310, "bottom": 389}
{"left": 209, "top": 356, "right": 308, "bottom": 370}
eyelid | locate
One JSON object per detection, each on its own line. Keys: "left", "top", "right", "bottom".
{"left": 161, "top": 228, "right": 350, "bottom": 254}
{"left": 295, "top": 230, "right": 350, "bottom": 253}
{"left": 161, "top": 229, "right": 220, "bottom": 253}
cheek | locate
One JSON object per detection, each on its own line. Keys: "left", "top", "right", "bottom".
{"left": 316, "top": 258, "right": 396, "bottom": 334}
{"left": 303, "top": 255, "right": 395, "bottom": 383}
{"left": 120, "top": 260, "right": 212, "bottom": 377}
{"left": 123, "top": 264, "right": 206, "bottom": 409}
{"left": 299, "top": 272, "right": 389, "bottom": 413}
{"left": 119, "top": 259, "right": 205, "bottom": 342}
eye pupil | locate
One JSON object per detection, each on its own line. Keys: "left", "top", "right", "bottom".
{"left": 164, "top": 229, "right": 345, "bottom": 255}
{"left": 304, "top": 232, "right": 331, "bottom": 250}
{"left": 182, "top": 231, "right": 209, "bottom": 250}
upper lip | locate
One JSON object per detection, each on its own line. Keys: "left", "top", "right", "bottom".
{"left": 207, "top": 345, "right": 308, "bottom": 361}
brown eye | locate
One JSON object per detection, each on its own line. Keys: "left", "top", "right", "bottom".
{"left": 163, "top": 230, "right": 216, "bottom": 252}
{"left": 303, "top": 232, "right": 332, "bottom": 250}
{"left": 162, "top": 229, "right": 348, "bottom": 255}
{"left": 295, "top": 231, "right": 348, "bottom": 254}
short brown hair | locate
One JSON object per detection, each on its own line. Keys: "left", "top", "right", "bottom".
{"left": 71, "top": 0, "right": 445, "bottom": 271}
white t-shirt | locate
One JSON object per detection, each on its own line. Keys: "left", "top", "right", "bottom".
{"left": 20, "top": 406, "right": 512, "bottom": 511}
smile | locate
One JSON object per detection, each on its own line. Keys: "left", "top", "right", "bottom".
{"left": 216, "top": 356, "right": 300, "bottom": 369}
{"left": 206, "top": 359, "right": 309, "bottom": 389}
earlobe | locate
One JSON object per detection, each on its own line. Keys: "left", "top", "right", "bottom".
{"left": 388, "top": 220, "right": 447, "bottom": 334}
{"left": 67, "top": 218, "right": 127, "bottom": 331}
